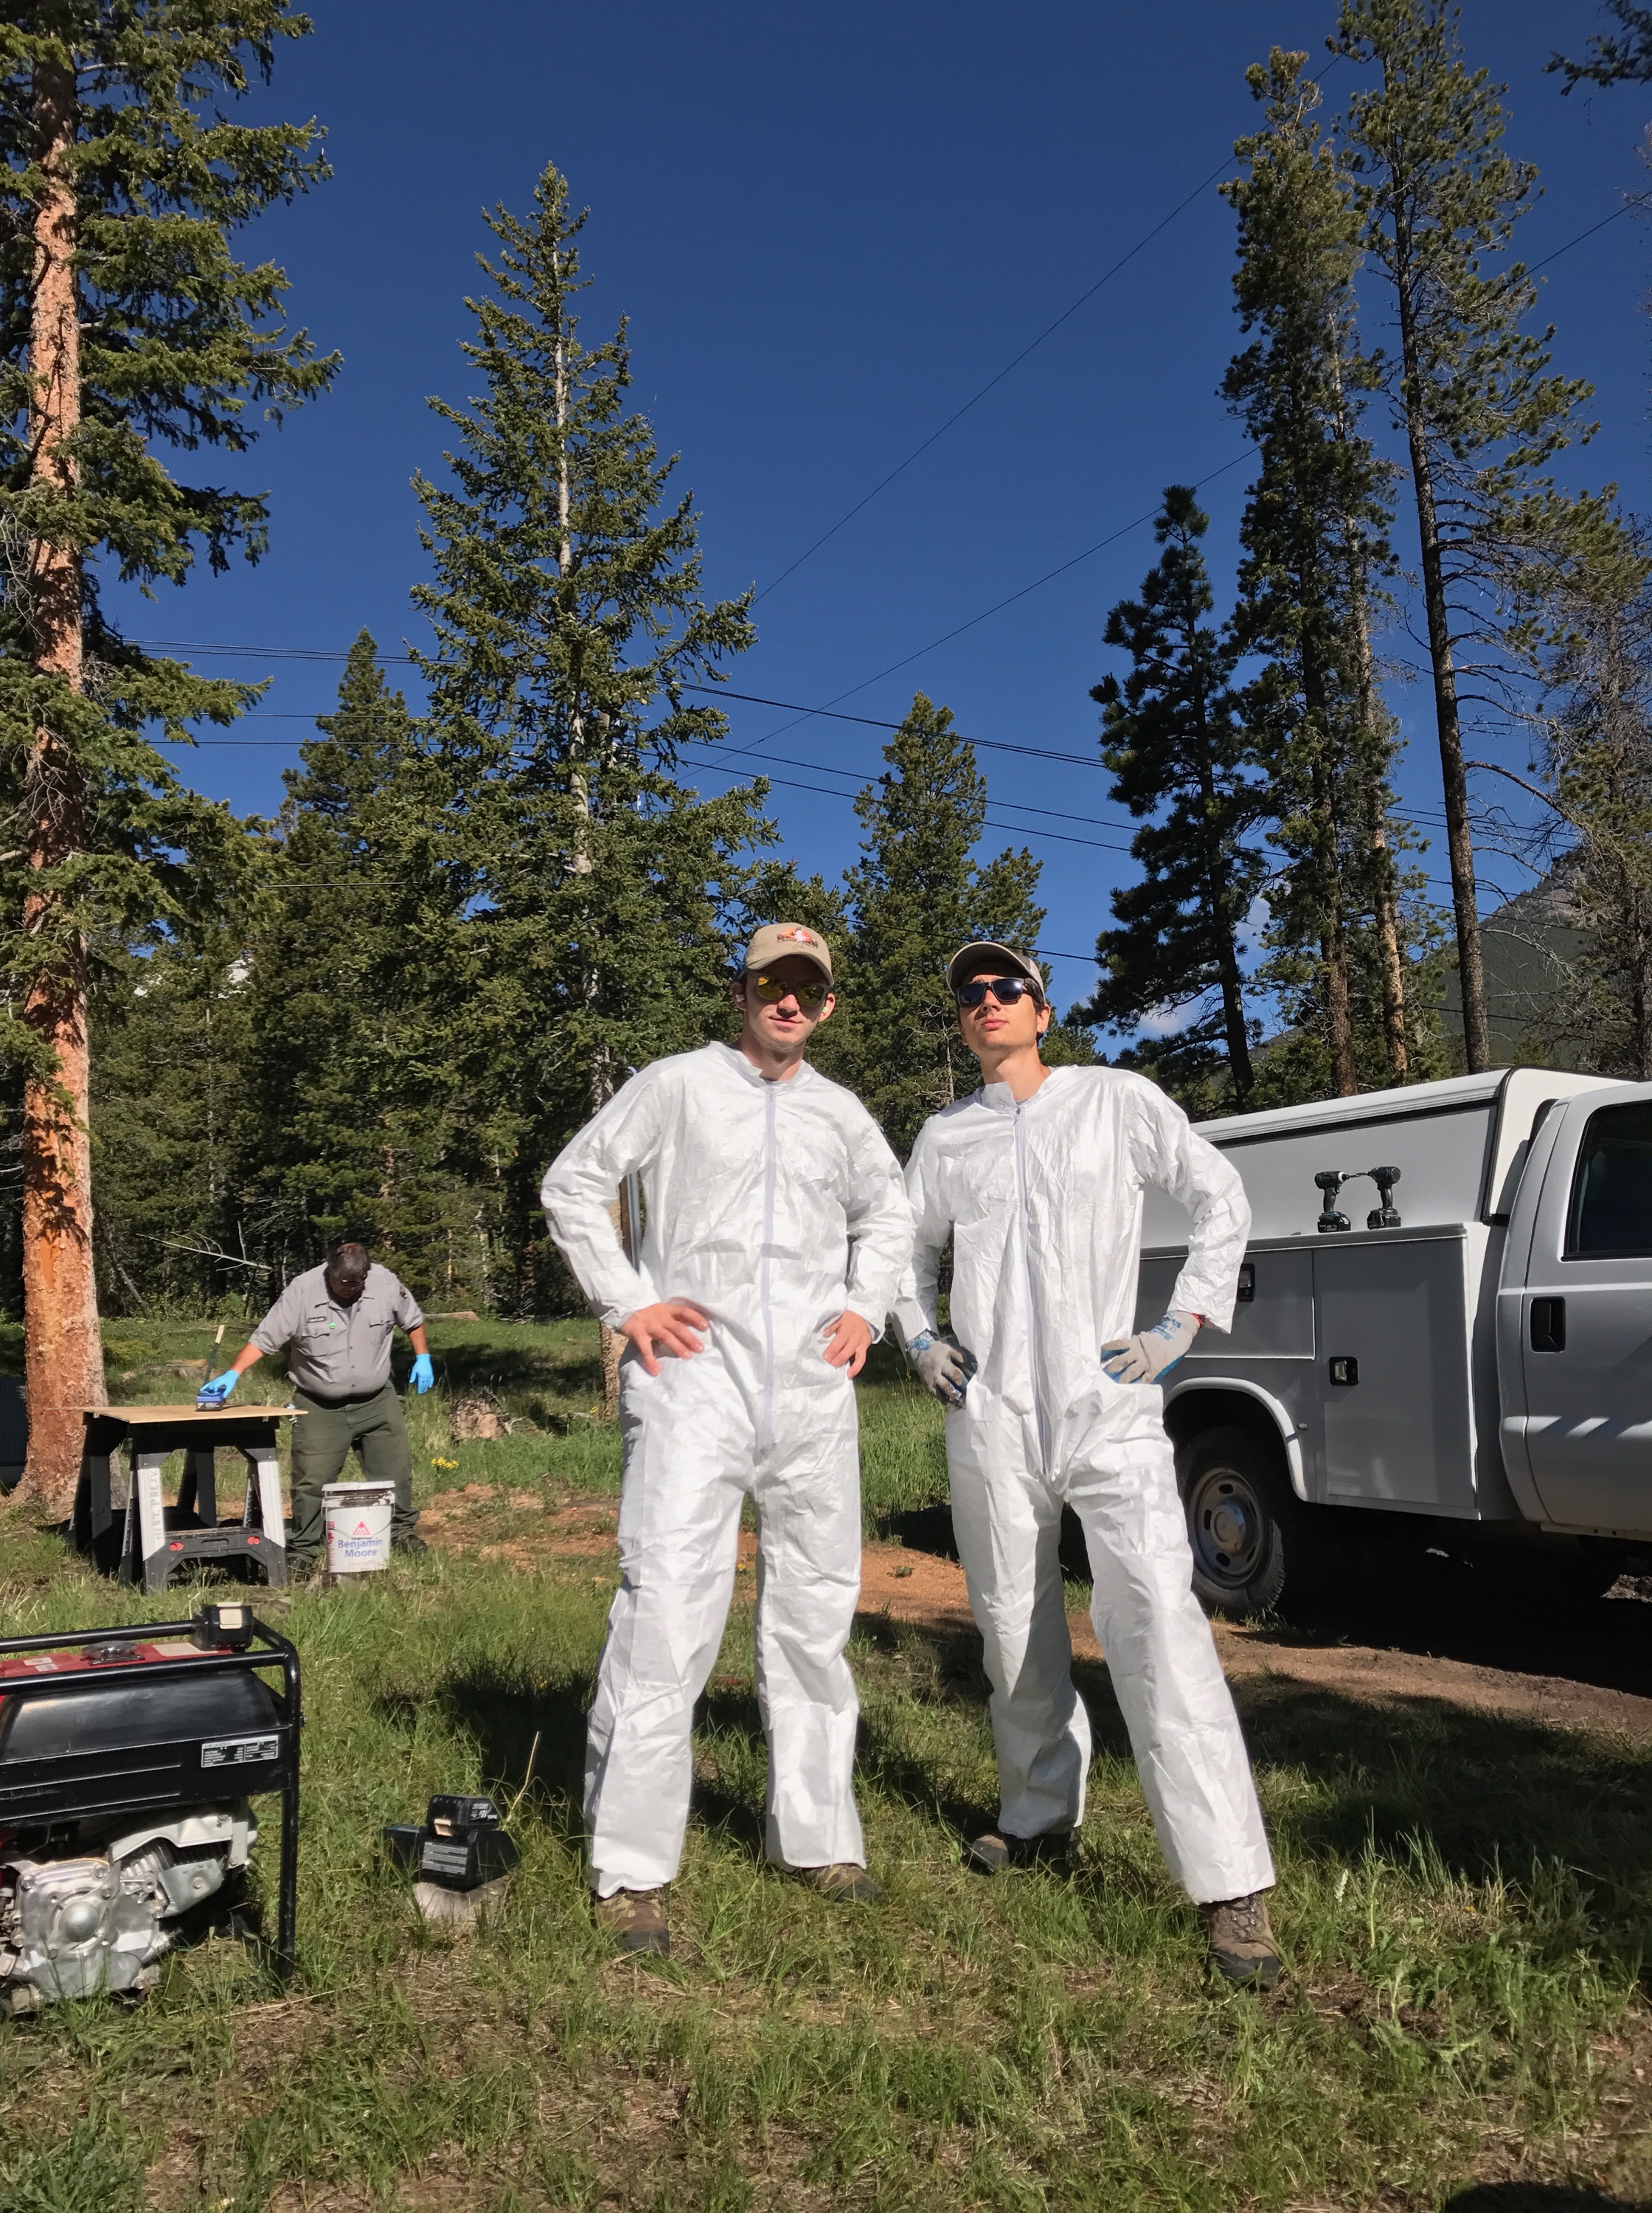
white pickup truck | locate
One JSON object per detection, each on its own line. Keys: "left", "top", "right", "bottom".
{"left": 1136, "top": 1067, "right": 1652, "bottom": 1613}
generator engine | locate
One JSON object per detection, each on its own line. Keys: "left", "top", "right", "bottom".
{"left": 1, "top": 1803, "right": 257, "bottom": 2007}
{"left": 0, "top": 1607, "right": 300, "bottom": 2011}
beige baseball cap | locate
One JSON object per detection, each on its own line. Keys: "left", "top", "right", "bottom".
{"left": 743, "top": 921, "right": 833, "bottom": 986}
{"left": 945, "top": 941, "right": 1046, "bottom": 996}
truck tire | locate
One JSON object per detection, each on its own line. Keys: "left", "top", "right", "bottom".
{"left": 1178, "top": 1424, "right": 1303, "bottom": 1619}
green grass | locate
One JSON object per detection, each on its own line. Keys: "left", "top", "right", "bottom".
{"left": 1, "top": 1318, "right": 1650, "bottom": 2209}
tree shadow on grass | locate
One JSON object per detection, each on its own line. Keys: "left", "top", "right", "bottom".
{"left": 409, "top": 1665, "right": 777, "bottom": 1861}
{"left": 852, "top": 1610, "right": 1010, "bottom": 1840}
{"left": 847, "top": 1616, "right": 1652, "bottom": 1960}
{"left": 1232, "top": 1672, "right": 1652, "bottom": 1897}
{"left": 412, "top": 1615, "right": 1652, "bottom": 1968}
{"left": 874, "top": 1497, "right": 1095, "bottom": 1590}
{"left": 1446, "top": 2190, "right": 1652, "bottom": 2212}
{"left": 1254, "top": 1559, "right": 1652, "bottom": 1705}
{"left": 690, "top": 1683, "right": 768, "bottom": 1859}
{"left": 878, "top": 1497, "right": 1652, "bottom": 1703}
{"left": 417, "top": 1342, "right": 604, "bottom": 1403}
{"left": 381, "top": 1669, "right": 591, "bottom": 1836}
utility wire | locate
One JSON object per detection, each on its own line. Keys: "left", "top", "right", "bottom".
{"left": 753, "top": 154, "right": 1239, "bottom": 603}
{"left": 131, "top": 639, "right": 1142, "bottom": 783}
{"left": 123, "top": 159, "right": 1633, "bottom": 761}
{"left": 675, "top": 744, "right": 1137, "bottom": 852}
{"left": 737, "top": 450, "right": 1257, "bottom": 752}
{"left": 1527, "top": 193, "right": 1644, "bottom": 272}
{"left": 749, "top": 52, "right": 1355, "bottom": 603}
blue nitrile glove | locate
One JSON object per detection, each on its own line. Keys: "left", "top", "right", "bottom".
{"left": 198, "top": 1370, "right": 240, "bottom": 1407}
{"left": 410, "top": 1353, "right": 434, "bottom": 1395}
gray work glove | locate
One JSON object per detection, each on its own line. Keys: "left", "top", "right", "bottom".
{"left": 906, "top": 1330, "right": 976, "bottom": 1407}
{"left": 1100, "top": 1309, "right": 1201, "bottom": 1385}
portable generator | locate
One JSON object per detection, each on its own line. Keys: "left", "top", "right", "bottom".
{"left": 0, "top": 1604, "right": 299, "bottom": 2011}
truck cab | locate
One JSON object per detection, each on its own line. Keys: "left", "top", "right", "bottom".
{"left": 1498, "top": 1084, "right": 1652, "bottom": 1539}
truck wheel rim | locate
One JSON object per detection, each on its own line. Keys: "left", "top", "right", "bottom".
{"left": 1188, "top": 1466, "right": 1266, "bottom": 1590}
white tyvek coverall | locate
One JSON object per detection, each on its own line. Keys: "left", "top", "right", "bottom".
{"left": 542, "top": 1042, "right": 912, "bottom": 1897}
{"left": 898, "top": 1066, "right": 1273, "bottom": 1903}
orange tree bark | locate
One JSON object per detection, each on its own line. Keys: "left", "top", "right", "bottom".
{"left": 15, "top": 54, "right": 100, "bottom": 1519}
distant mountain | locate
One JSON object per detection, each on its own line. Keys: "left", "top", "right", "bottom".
{"left": 1440, "top": 871, "right": 1594, "bottom": 1072}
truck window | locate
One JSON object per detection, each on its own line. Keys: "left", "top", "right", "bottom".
{"left": 1567, "top": 1102, "right": 1652, "bottom": 1258}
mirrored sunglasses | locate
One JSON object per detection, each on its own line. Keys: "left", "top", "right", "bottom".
{"left": 752, "top": 971, "right": 830, "bottom": 1010}
{"left": 955, "top": 975, "right": 1041, "bottom": 1010}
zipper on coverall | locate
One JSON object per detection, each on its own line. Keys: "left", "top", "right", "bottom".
{"left": 1013, "top": 1103, "right": 1049, "bottom": 1475}
{"left": 759, "top": 1082, "right": 778, "bottom": 1452}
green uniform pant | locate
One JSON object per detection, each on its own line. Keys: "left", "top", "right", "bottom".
{"left": 289, "top": 1382, "right": 417, "bottom": 1560}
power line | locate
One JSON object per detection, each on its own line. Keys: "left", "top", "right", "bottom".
{"left": 685, "top": 739, "right": 1135, "bottom": 831}
{"left": 749, "top": 53, "right": 1358, "bottom": 604}
{"left": 141, "top": 673, "right": 1490, "bottom": 840}
{"left": 1527, "top": 194, "right": 1644, "bottom": 273}
{"left": 675, "top": 744, "right": 1137, "bottom": 853}
{"left": 131, "top": 640, "right": 1134, "bottom": 779}
{"left": 737, "top": 449, "right": 1257, "bottom": 752}
{"left": 122, "top": 157, "right": 1636, "bottom": 770}
{"left": 753, "top": 155, "right": 1239, "bottom": 603}
{"left": 136, "top": 443, "right": 1257, "bottom": 765}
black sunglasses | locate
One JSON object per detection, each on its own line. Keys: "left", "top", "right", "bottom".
{"left": 955, "top": 975, "right": 1042, "bottom": 1010}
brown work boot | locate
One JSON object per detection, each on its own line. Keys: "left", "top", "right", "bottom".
{"left": 965, "top": 1829, "right": 1072, "bottom": 1875}
{"left": 799, "top": 1863, "right": 882, "bottom": 1904}
{"left": 1199, "top": 1891, "right": 1281, "bottom": 1988}
{"left": 592, "top": 1886, "right": 670, "bottom": 1956}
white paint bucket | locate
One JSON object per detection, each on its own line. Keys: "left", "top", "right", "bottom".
{"left": 323, "top": 1480, "right": 395, "bottom": 1574}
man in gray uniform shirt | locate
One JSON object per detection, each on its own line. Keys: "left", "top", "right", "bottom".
{"left": 198, "top": 1241, "right": 435, "bottom": 1567}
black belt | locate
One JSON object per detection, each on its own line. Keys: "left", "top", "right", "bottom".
{"left": 298, "top": 1382, "right": 391, "bottom": 1408}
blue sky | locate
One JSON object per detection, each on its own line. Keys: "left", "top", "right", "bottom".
{"left": 110, "top": 0, "right": 1652, "bottom": 1022}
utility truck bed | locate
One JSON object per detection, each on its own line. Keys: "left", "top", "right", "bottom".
{"left": 1133, "top": 1067, "right": 1651, "bottom": 1613}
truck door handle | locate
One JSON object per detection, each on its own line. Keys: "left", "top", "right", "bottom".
{"left": 1530, "top": 1297, "right": 1566, "bottom": 1352}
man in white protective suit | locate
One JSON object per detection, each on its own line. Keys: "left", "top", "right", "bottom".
{"left": 897, "top": 940, "right": 1280, "bottom": 1987}
{"left": 541, "top": 923, "right": 913, "bottom": 1958}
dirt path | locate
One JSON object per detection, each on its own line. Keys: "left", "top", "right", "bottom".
{"left": 853, "top": 1540, "right": 1652, "bottom": 1742}
{"left": 423, "top": 1494, "right": 1652, "bottom": 1744}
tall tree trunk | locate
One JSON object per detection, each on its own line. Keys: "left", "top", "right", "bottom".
{"left": 1300, "top": 624, "right": 1357, "bottom": 1097}
{"left": 1181, "top": 612, "right": 1252, "bottom": 1104}
{"left": 1366, "top": 802, "right": 1409, "bottom": 1081}
{"left": 552, "top": 284, "right": 625, "bottom": 1416}
{"left": 1330, "top": 314, "right": 1408, "bottom": 1080}
{"left": 16, "top": 57, "right": 101, "bottom": 1520}
{"left": 1632, "top": 896, "right": 1652, "bottom": 1084}
{"left": 1313, "top": 769, "right": 1358, "bottom": 1096}
{"left": 1391, "top": 208, "right": 1489, "bottom": 1072}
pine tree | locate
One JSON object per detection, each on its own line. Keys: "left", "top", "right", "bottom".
{"left": 238, "top": 634, "right": 465, "bottom": 1292}
{"left": 412, "top": 163, "right": 768, "bottom": 1337}
{"left": 0, "top": 5, "right": 336, "bottom": 1509}
{"left": 1515, "top": 530, "right": 1652, "bottom": 1079}
{"left": 1551, "top": 4, "right": 1652, "bottom": 89}
{"left": 88, "top": 921, "right": 271, "bottom": 1315}
{"left": 1080, "top": 488, "right": 1266, "bottom": 1108}
{"left": 840, "top": 694, "right": 1044, "bottom": 1157}
{"left": 1334, "top": 0, "right": 1608, "bottom": 1075}
{"left": 1223, "top": 49, "right": 1415, "bottom": 1096}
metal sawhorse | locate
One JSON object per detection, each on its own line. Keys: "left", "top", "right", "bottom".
{"left": 73, "top": 1405, "right": 302, "bottom": 1593}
